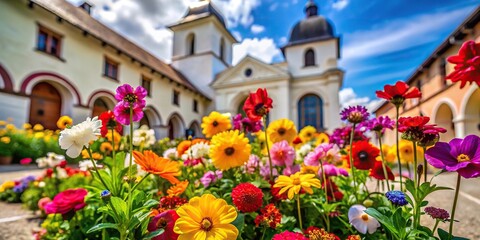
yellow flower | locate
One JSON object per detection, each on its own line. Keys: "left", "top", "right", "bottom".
{"left": 267, "top": 119, "right": 297, "bottom": 144}
{"left": 56, "top": 116, "right": 73, "bottom": 130}
{"left": 300, "top": 164, "right": 319, "bottom": 175}
{"left": 299, "top": 126, "right": 316, "bottom": 143}
{"left": 396, "top": 140, "right": 424, "bottom": 164}
{"left": 106, "top": 130, "right": 121, "bottom": 148}
{"left": 377, "top": 144, "right": 396, "bottom": 164}
{"left": 209, "top": 130, "right": 251, "bottom": 170}
{"left": 6, "top": 124, "right": 15, "bottom": 131}
{"left": 34, "top": 132, "right": 45, "bottom": 139}
{"left": 273, "top": 172, "right": 321, "bottom": 199}
{"left": 0, "top": 136, "right": 10, "bottom": 144}
{"left": 167, "top": 180, "right": 189, "bottom": 196}
{"left": 23, "top": 123, "right": 32, "bottom": 130}
{"left": 0, "top": 120, "right": 6, "bottom": 126}
{"left": 100, "top": 142, "right": 113, "bottom": 153}
{"left": 33, "top": 124, "right": 44, "bottom": 131}
{"left": 201, "top": 112, "right": 231, "bottom": 138}
{"left": 0, "top": 180, "right": 15, "bottom": 192}
{"left": 314, "top": 132, "right": 330, "bottom": 146}
{"left": 174, "top": 194, "right": 238, "bottom": 240}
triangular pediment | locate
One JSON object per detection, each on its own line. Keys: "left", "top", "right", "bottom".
{"left": 211, "top": 55, "right": 290, "bottom": 88}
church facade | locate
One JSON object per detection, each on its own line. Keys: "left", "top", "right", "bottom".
{"left": 0, "top": 0, "right": 343, "bottom": 138}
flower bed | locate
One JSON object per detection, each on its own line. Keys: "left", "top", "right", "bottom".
{"left": 0, "top": 40, "right": 479, "bottom": 240}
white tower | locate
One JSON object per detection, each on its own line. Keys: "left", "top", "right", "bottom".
{"left": 169, "top": 1, "right": 238, "bottom": 98}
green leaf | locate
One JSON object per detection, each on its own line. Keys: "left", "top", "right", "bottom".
{"left": 365, "top": 208, "right": 399, "bottom": 237}
{"left": 142, "top": 229, "right": 165, "bottom": 239}
{"left": 86, "top": 223, "right": 118, "bottom": 234}
{"left": 110, "top": 197, "right": 128, "bottom": 221}
{"left": 232, "top": 213, "right": 245, "bottom": 233}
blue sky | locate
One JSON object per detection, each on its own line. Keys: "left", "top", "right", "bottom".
{"left": 69, "top": 0, "right": 479, "bottom": 108}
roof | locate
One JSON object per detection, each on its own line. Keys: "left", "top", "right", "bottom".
{"left": 172, "top": 1, "right": 226, "bottom": 28}
{"left": 286, "top": 16, "right": 335, "bottom": 47}
{"left": 374, "top": 5, "right": 480, "bottom": 113}
{"left": 30, "top": 0, "right": 210, "bottom": 100}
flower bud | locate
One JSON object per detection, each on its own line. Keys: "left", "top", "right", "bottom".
{"left": 363, "top": 199, "right": 374, "bottom": 207}
{"left": 101, "top": 190, "right": 111, "bottom": 201}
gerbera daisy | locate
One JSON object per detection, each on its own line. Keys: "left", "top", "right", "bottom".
{"left": 348, "top": 141, "right": 379, "bottom": 170}
{"left": 243, "top": 88, "right": 273, "bottom": 122}
{"left": 132, "top": 150, "right": 180, "bottom": 184}
{"left": 209, "top": 130, "right": 251, "bottom": 170}
{"left": 174, "top": 194, "right": 238, "bottom": 240}
{"left": 314, "top": 132, "right": 330, "bottom": 146}
{"left": 375, "top": 81, "right": 421, "bottom": 106}
{"left": 299, "top": 126, "right": 317, "bottom": 143}
{"left": 56, "top": 116, "right": 73, "bottom": 130}
{"left": 267, "top": 119, "right": 297, "bottom": 144}
{"left": 231, "top": 183, "right": 263, "bottom": 213}
{"left": 201, "top": 111, "right": 232, "bottom": 138}
{"left": 58, "top": 117, "right": 102, "bottom": 158}
{"left": 274, "top": 172, "right": 321, "bottom": 200}
{"left": 167, "top": 180, "right": 189, "bottom": 196}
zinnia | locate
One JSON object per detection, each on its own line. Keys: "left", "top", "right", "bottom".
{"left": 445, "top": 40, "right": 480, "bottom": 88}
{"left": 133, "top": 150, "right": 181, "bottom": 184}
{"left": 44, "top": 188, "right": 87, "bottom": 216}
{"left": 425, "top": 135, "right": 480, "bottom": 178}
{"left": 58, "top": 117, "right": 102, "bottom": 158}
{"left": 209, "top": 130, "right": 251, "bottom": 170}
{"left": 231, "top": 183, "right": 263, "bottom": 213}
{"left": 174, "top": 194, "right": 238, "bottom": 240}
{"left": 148, "top": 210, "right": 180, "bottom": 240}
{"left": 274, "top": 172, "right": 321, "bottom": 199}
{"left": 115, "top": 84, "right": 147, "bottom": 107}
{"left": 243, "top": 88, "right": 273, "bottom": 122}
{"left": 272, "top": 231, "right": 308, "bottom": 240}
{"left": 113, "top": 102, "right": 144, "bottom": 125}
{"left": 201, "top": 111, "right": 232, "bottom": 138}
{"left": 375, "top": 81, "right": 422, "bottom": 106}
{"left": 270, "top": 140, "right": 295, "bottom": 166}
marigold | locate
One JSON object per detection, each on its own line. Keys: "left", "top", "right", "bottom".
{"left": 56, "top": 116, "right": 73, "bottom": 130}
{"left": 133, "top": 150, "right": 180, "bottom": 184}
{"left": 209, "top": 130, "right": 251, "bottom": 170}
{"left": 99, "top": 142, "right": 113, "bottom": 153}
{"left": 201, "top": 111, "right": 231, "bottom": 138}
{"left": 0, "top": 136, "right": 10, "bottom": 144}
{"left": 174, "top": 194, "right": 238, "bottom": 240}
{"left": 231, "top": 183, "right": 263, "bottom": 213}
{"left": 33, "top": 124, "right": 44, "bottom": 131}
{"left": 274, "top": 172, "right": 321, "bottom": 199}
{"left": 304, "top": 226, "right": 340, "bottom": 240}
{"left": 23, "top": 123, "right": 32, "bottom": 130}
{"left": 254, "top": 203, "right": 282, "bottom": 229}
{"left": 177, "top": 140, "right": 192, "bottom": 156}
{"left": 299, "top": 126, "right": 316, "bottom": 143}
{"left": 167, "top": 180, "right": 189, "bottom": 196}
{"left": 267, "top": 119, "right": 297, "bottom": 144}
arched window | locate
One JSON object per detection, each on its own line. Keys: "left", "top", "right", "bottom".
{"left": 219, "top": 38, "right": 225, "bottom": 61}
{"left": 298, "top": 94, "right": 323, "bottom": 130}
{"left": 187, "top": 33, "right": 195, "bottom": 56}
{"left": 91, "top": 98, "right": 109, "bottom": 117}
{"left": 304, "top": 49, "right": 315, "bottom": 67}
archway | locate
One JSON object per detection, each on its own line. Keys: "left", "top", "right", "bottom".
{"left": 91, "top": 98, "right": 113, "bottom": 117}
{"left": 298, "top": 94, "right": 324, "bottom": 130}
{"left": 139, "top": 112, "right": 151, "bottom": 128}
{"left": 0, "top": 63, "right": 13, "bottom": 92}
{"left": 167, "top": 113, "right": 185, "bottom": 139}
{"left": 433, "top": 103, "right": 455, "bottom": 141}
{"left": 236, "top": 98, "right": 247, "bottom": 117}
{"left": 463, "top": 88, "right": 480, "bottom": 135}
{"left": 188, "top": 120, "right": 202, "bottom": 138}
{"left": 29, "top": 82, "right": 62, "bottom": 130}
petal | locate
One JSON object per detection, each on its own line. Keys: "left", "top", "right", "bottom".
{"left": 457, "top": 163, "right": 480, "bottom": 178}
{"left": 367, "top": 218, "right": 380, "bottom": 234}
{"left": 425, "top": 143, "right": 456, "bottom": 168}
{"left": 350, "top": 218, "right": 368, "bottom": 234}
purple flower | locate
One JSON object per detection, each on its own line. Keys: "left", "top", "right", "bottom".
{"left": 232, "top": 114, "right": 263, "bottom": 133}
{"left": 319, "top": 164, "right": 349, "bottom": 177}
{"left": 200, "top": 170, "right": 222, "bottom": 187}
{"left": 113, "top": 102, "right": 144, "bottom": 125}
{"left": 330, "top": 126, "right": 368, "bottom": 148}
{"left": 244, "top": 154, "right": 260, "bottom": 174}
{"left": 232, "top": 114, "right": 243, "bottom": 131}
{"left": 304, "top": 143, "right": 335, "bottom": 166}
{"left": 424, "top": 206, "right": 449, "bottom": 220}
{"left": 340, "top": 105, "right": 370, "bottom": 124}
{"left": 425, "top": 135, "right": 480, "bottom": 178}
{"left": 260, "top": 161, "right": 278, "bottom": 179}
{"left": 270, "top": 140, "right": 295, "bottom": 166}
{"left": 115, "top": 84, "right": 147, "bottom": 108}
{"left": 366, "top": 116, "right": 395, "bottom": 133}
{"left": 282, "top": 164, "right": 300, "bottom": 175}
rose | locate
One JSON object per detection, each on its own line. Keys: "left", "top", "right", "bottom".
{"left": 44, "top": 188, "right": 87, "bottom": 216}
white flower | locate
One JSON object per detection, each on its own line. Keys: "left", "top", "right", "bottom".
{"left": 296, "top": 144, "right": 312, "bottom": 160}
{"left": 59, "top": 117, "right": 102, "bottom": 158}
{"left": 36, "top": 152, "right": 65, "bottom": 168}
{"left": 348, "top": 204, "right": 380, "bottom": 234}
{"left": 78, "top": 160, "right": 102, "bottom": 171}
{"left": 190, "top": 142, "right": 210, "bottom": 159}
{"left": 55, "top": 167, "right": 68, "bottom": 179}
{"left": 38, "top": 181, "right": 45, "bottom": 188}
{"left": 132, "top": 125, "right": 156, "bottom": 148}
{"left": 163, "top": 147, "right": 178, "bottom": 159}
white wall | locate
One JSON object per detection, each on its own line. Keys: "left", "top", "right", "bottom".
{"left": 284, "top": 39, "right": 338, "bottom": 78}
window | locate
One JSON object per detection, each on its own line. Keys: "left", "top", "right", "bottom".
{"left": 141, "top": 76, "right": 152, "bottom": 97}
{"left": 36, "top": 25, "right": 62, "bottom": 58}
{"left": 298, "top": 94, "right": 323, "bottom": 130}
{"left": 193, "top": 99, "right": 198, "bottom": 113}
{"left": 244, "top": 68, "right": 253, "bottom": 77}
{"left": 304, "top": 49, "right": 315, "bottom": 67}
{"left": 173, "top": 90, "right": 180, "bottom": 106}
{"left": 187, "top": 33, "right": 195, "bottom": 56}
{"left": 220, "top": 38, "right": 225, "bottom": 61}
{"left": 104, "top": 57, "right": 119, "bottom": 80}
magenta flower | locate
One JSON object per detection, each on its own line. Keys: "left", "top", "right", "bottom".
{"left": 340, "top": 105, "right": 370, "bottom": 124}
{"left": 282, "top": 164, "right": 300, "bottom": 175}
{"left": 425, "top": 135, "right": 480, "bottom": 178}
{"left": 113, "top": 102, "right": 144, "bottom": 125}
{"left": 200, "top": 170, "right": 222, "bottom": 187}
{"left": 44, "top": 188, "right": 87, "bottom": 217}
{"left": 148, "top": 210, "right": 179, "bottom": 240}
{"left": 115, "top": 84, "right": 147, "bottom": 107}
{"left": 260, "top": 161, "right": 278, "bottom": 179}
{"left": 270, "top": 140, "right": 295, "bottom": 166}
{"left": 330, "top": 126, "right": 368, "bottom": 148}
{"left": 319, "top": 164, "right": 349, "bottom": 177}
{"left": 232, "top": 114, "right": 243, "bottom": 131}
{"left": 20, "top": 158, "right": 32, "bottom": 165}
{"left": 304, "top": 143, "right": 334, "bottom": 166}
{"left": 244, "top": 154, "right": 260, "bottom": 174}
{"left": 366, "top": 116, "right": 395, "bottom": 133}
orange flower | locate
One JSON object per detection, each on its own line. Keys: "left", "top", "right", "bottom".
{"left": 191, "top": 138, "right": 209, "bottom": 145}
{"left": 177, "top": 140, "right": 192, "bottom": 156}
{"left": 167, "top": 180, "right": 189, "bottom": 196}
{"left": 133, "top": 150, "right": 181, "bottom": 184}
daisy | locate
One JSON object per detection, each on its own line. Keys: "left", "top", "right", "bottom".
{"left": 59, "top": 117, "right": 102, "bottom": 158}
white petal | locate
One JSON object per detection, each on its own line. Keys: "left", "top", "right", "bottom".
{"left": 367, "top": 217, "right": 380, "bottom": 234}
{"left": 66, "top": 145, "right": 82, "bottom": 158}
{"left": 350, "top": 218, "right": 367, "bottom": 234}
{"left": 348, "top": 204, "right": 366, "bottom": 220}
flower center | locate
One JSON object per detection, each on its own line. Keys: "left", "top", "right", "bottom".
{"left": 391, "top": 95, "right": 405, "bottom": 106}
{"left": 277, "top": 128, "right": 286, "bottom": 135}
{"left": 156, "top": 217, "right": 168, "bottom": 229}
{"left": 224, "top": 147, "right": 235, "bottom": 156}
{"left": 361, "top": 214, "right": 369, "bottom": 221}
{"left": 200, "top": 217, "right": 213, "bottom": 232}
{"left": 124, "top": 93, "right": 138, "bottom": 103}
{"left": 292, "top": 177, "right": 301, "bottom": 185}
{"left": 255, "top": 103, "right": 267, "bottom": 116}
{"left": 457, "top": 154, "right": 470, "bottom": 162}
{"left": 357, "top": 151, "right": 369, "bottom": 162}
{"left": 348, "top": 112, "right": 364, "bottom": 123}
{"left": 212, "top": 121, "right": 219, "bottom": 127}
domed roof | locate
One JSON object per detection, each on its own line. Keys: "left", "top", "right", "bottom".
{"left": 173, "top": 1, "right": 226, "bottom": 28}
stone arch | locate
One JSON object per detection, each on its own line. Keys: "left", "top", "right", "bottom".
{"left": 21, "top": 72, "right": 82, "bottom": 106}
{"left": 167, "top": 112, "right": 186, "bottom": 139}
{"left": 188, "top": 120, "right": 202, "bottom": 138}
{"left": 141, "top": 105, "right": 162, "bottom": 128}
{"left": 432, "top": 100, "right": 456, "bottom": 141}
{"left": 87, "top": 90, "right": 116, "bottom": 117}
{"left": 231, "top": 91, "right": 250, "bottom": 115}
{"left": 29, "top": 82, "right": 62, "bottom": 130}
{"left": 460, "top": 86, "right": 480, "bottom": 136}
{"left": 0, "top": 63, "right": 14, "bottom": 92}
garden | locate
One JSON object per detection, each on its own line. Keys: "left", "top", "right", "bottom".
{"left": 0, "top": 40, "right": 479, "bottom": 240}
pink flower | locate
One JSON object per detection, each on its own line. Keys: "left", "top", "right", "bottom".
{"left": 260, "top": 161, "right": 278, "bottom": 179}
{"left": 319, "top": 164, "right": 349, "bottom": 177}
{"left": 304, "top": 143, "right": 336, "bottom": 166}
{"left": 244, "top": 155, "right": 260, "bottom": 174}
{"left": 20, "top": 158, "right": 32, "bottom": 165}
{"left": 445, "top": 40, "right": 480, "bottom": 88}
{"left": 282, "top": 164, "right": 300, "bottom": 175}
{"left": 38, "top": 197, "right": 51, "bottom": 211}
{"left": 115, "top": 84, "right": 147, "bottom": 107}
{"left": 270, "top": 140, "right": 295, "bottom": 166}
{"left": 148, "top": 210, "right": 179, "bottom": 240}
{"left": 44, "top": 188, "right": 87, "bottom": 216}
{"left": 272, "top": 231, "right": 307, "bottom": 240}
{"left": 200, "top": 170, "right": 222, "bottom": 187}
{"left": 113, "top": 102, "right": 144, "bottom": 125}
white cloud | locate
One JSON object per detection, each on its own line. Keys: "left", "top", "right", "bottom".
{"left": 212, "top": 0, "right": 261, "bottom": 27}
{"left": 251, "top": 24, "right": 266, "bottom": 34}
{"left": 269, "top": 3, "right": 279, "bottom": 11}
{"left": 339, "top": 88, "right": 383, "bottom": 113}
{"left": 343, "top": 6, "right": 471, "bottom": 59}
{"left": 332, "top": 0, "right": 349, "bottom": 10}
{"left": 233, "top": 38, "right": 282, "bottom": 65}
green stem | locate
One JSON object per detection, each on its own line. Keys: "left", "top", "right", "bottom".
{"left": 263, "top": 117, "right": 273, "bottom": 182}
{"left": 395, "top": 106, "right": 403, "bottom": 191}
{"left": 85, "top": 147, "right": 109, "bottom": 191}
{"left": 260, "top": 226, "right": 267, "bottom": 240}
{"left": 296, "top": 194, "right": 303, "bottom": 230}
{"left": 319, "top": 161, "right": 329, "bottom": 200}
{"left": 128, "top": 106, "right": 134, "bottom": 185}
{"left": 377, "top": 133, "right": 391, "bottom": 191}
{"left": 130, "top": 173, "right": 151, "bottom": 194}
{"left": 448, "top": 174, "right": 462, "bottom": 240}
{"left": 348, "top": 123, "right": 358, "bottom": 202}
{"left": 432, "top": 219, "right": 440, "bottom": 235}
{"left": 413, "top": 141, "right": 418, "bottom": 188}
{"left": 423, "top": 146, "right": 427, "bottom": 183}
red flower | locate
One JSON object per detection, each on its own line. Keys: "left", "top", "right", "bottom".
{"left": 243, "top": 88, "right": 273, "bottom": 121}
{"left": 346, "top": 235, "right": 361, "bottom": 240}
{"left": 446, "top": 40, "right": 480, "bottom": 88}
{"left": 255, "top": 204, "right": 282, "bottom": 229}
{"left": 304, "top": 226, "right": 340, "bottom": 240}
{"left": 398, "top": 116, "right": 446, "bottom": 141}
{"left": 323, "top": 179, "right": 344, "bottom": 202}
{"left": 232, "top": 183, "right": 263, "bottom": 213}
{"left": 273, "top": 231, "right": 308, "bottom": 240}
{"left": 270, "top": 180, "right": 288, "bottom": 202}
{"left": 99, "top": 111, "right": 123, "bottom": 137}
{"left": 293, "top": 136, "right": 303, "bottom": 145}
{"left": 44, "top": 188, "right": 87, "bottom": 217}
{"left": 348, "top": 141, "right": 379, "bottom": 170}
{"left": 155, "top": 196, "right": 188, "bottom": 213}
{"left": 370, "top": 161, "right": 394, "bottom": 180}
{"left": 148, "top": 210, "right": 179, "bottom": 240}
{"left": 375, "top": 81, "right": 421, "bottom": 106}
{"left": 398, "top": 116, "right": 430, "bottom": 131}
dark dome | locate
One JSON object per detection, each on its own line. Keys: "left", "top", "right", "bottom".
{"left": 288, "top": 15, "right": 335, "bottom": 45}
{"left": 184, "top": 1, "right": 226, "bottom": 27}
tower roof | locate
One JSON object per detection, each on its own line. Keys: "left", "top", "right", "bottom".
{"left": 172, "top": 1, "right": 226, "bottom": 28}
